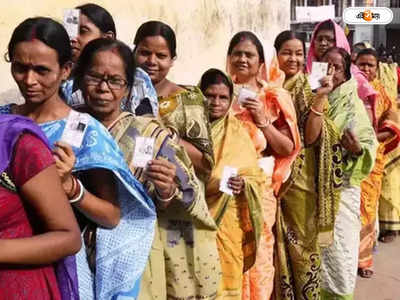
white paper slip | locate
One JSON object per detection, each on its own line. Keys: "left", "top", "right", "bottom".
{"left": 347, "top": 119, "right": 356, "bottom": 132}
{"left": 237, "top": 87, "right": 257, "bottom": 105}
{"left": 219, "top": 166, "right": 238, "bottom": 196}
{"left": 133, "top": 137, "right": 155, "bottom": 168}
{"left": 60, "top": 110, "right": 90, "bottom": 148}
{"left": 309, "top": 62, "right": 328, "bottom": 90}
{"left": 63, "top": 9, "right": 80, "bottom": 39}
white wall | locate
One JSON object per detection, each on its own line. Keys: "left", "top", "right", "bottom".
{"left": 0, "top": 0, "right": 290, "bottom": 104}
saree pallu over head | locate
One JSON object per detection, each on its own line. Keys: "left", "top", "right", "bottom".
{"left": 327, "top": 78, "right": 378, "bottom": 186}
{"left": 282, "top": 72, "right": 343, "bottom": 247}
{"left": 206, "top": 112, "right": 265, "bottom": 271}
{"left": 227, "top": 47, "right": 301, "bottom": 195}
{"left": 1, "top": 106, "right": 157, "bottom": 300}
{"left": 306, "top": 19, "right": 378, "bottom": 105}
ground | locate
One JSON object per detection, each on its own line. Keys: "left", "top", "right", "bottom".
{"left": 354, "top": 237, "right": 400, "bottom": 300}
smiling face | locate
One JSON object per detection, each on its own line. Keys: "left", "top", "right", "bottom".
{"left": 204, "top": 83, "right": 231, "bottom": 122}
{"left": 70, "top": 14, "right": 103, "bottom": 63}
{"left": 321, "top": 50, "right": 347, "bottom": 90}
{"left": 81, "top": 49, "right": 129, "bottom": 120}
{"left": 228, "top": 39, "right": 261, "bottom": 83}
{"left": 314, "top": 29, "right": 336, "bottom": 60}
{"left": 134, "top": 35, "right": 174, "bottom": 86}
{"left": 356, "top": 54, "right": 378, "bottom": 81}
{"left": 277, "top": 38, "right": 304, "bottom": 78}
{"left": 11, "top": 39, "right": 70, "bottom": 105}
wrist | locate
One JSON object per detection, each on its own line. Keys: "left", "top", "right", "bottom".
{"left": 256, "top": 119, "right": 271, "bottom": 129}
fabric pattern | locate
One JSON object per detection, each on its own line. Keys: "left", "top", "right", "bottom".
{"left": 1, "top": 105, "right": 156, "bottom": 300}
{"left": 158, "top": 86, "right": 214, "bottom": 182}
{"left": 108, "top": 112, "right": 220, "bottom": 300}
{"left": 206, "top": 112, "right": 265, "bottom": 299}
{"left": 0, "top": 133, "right": 61, "bottom": 300}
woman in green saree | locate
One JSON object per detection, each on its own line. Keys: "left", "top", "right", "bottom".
{"left": 133, "top": 20, "right": 214, "bottom": 183}
{"left": 274, "top": 30, "right": 340, "bottom": 300}
{"left": 75, "top": 38, "right": 221, "bottom": 300}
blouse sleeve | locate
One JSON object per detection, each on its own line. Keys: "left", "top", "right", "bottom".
{"left": 11, "top": 133, "right": 55, "bottom": 187}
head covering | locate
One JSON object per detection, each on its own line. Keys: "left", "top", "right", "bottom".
{"left": 227, "top": 35, "right": 301, "bottom": 194}
{"left": 306, "top": 19, "right": 350, "bottom": 72}
{"left": 307, "top": 19, "right": 377, "bottom": 104}
{"left": 0, "top": 114, "right": 50, "bottom": 174}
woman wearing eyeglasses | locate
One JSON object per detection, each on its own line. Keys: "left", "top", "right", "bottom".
{"left": 75, "top": 37, "right": 220, "bottom": 300}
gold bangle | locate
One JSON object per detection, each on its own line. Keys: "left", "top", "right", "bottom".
{"left": 310, "top": 106, "right": 324, "bottom": 116}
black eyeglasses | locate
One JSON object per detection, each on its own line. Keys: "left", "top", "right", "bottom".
{"left": 84, "top": 73, "right": 128, "bottom": 90}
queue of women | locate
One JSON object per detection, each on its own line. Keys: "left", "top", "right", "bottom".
{"left": 1, "top": 3, "right": 399, "bottom": 300}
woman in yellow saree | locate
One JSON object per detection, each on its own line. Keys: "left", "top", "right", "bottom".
{"left": 200, "top": 68, "right": 265, "bottom": 299}
{"left": 355, "top": 48, "right": 400, "bottom": 278}
{"left": 377, "top": 60, "right": 400, "bottom": 242}
{"left": 226, "top": 31, "right": 301, "bottom": 300}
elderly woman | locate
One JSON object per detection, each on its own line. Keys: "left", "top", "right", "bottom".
{"left": 319, "top": 47, "right": 377, "bottom": 299}
{"left": 75, "top": 37, "right": 220, "bottom": 300}
{"left": 200, "top": 68, "right": 266, "bottom": 299}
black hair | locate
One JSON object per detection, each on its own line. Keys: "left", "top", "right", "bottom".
{"left": 227, "top": 31, "right": 265, "bottom": 64}
{"left": 199, "top": 68, "right": 233, "bottom": 98}
{"left": 315, "top": 19, "right": 335, "bottom": 36}
{"left": 355, "top": 48, "right": 379, "bottom": 64}
{"left": 274, "top": 30, "right": 306, "bottom": 55}
{"left": 7, "top": 17, "right": 71, "bottom": 66}
{"left": 321, "top": 47, "right": 352, "bottom": 81}
{"left": 76, "top": 3, "right": 116, "bottom": 37}
{"left": 74, "top": 38, "right": 135, "bottom": 89}
{"left": 133, "top": 21, "right": 176, "bottom": 58}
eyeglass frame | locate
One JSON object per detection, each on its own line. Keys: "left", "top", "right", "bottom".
{"left": 83, "top": 72, "right": 128, "bottom": 90}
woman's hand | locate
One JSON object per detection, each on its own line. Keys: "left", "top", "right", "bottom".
{"left": 53, "top": 141, "right": 76, "bottom": 195}
{"left": 242, "top": 97, "right": 268, "bottom": 126}
{"left": 145, "top": 158, "right": 177, "bottom": 201}
{"left": 228, "top": 176, "right": 245, "bottom": 195}
{"left": 341, "top": 129, "right": 362, "bottom": 156}
{"left": 315, "top": 69, "right": 334, "bottom": 97}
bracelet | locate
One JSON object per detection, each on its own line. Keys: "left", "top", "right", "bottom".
{"left": 69, "top": 179, "right": 85, "bottom": 204}
{"left": 156, "top": 186, "right": 179, "bottom": 203}
{"left": 67, "top": 176, "right": 76, "bottom": 198}
{"left": 256, "top": 119, "right": 271, "bottom": 129}
{"left": 310, "top": 106, "right": 324, "bottom": 116}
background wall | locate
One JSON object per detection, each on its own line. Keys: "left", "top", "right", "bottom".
{"left": 0, "top": 0, "right": 290, "bottom": 103}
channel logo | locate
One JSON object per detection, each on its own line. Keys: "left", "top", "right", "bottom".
{"left": 343, "top": 7, "right": 393, "bottom": 25}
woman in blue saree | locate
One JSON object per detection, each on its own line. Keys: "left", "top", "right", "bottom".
{"left": 1, "top": 17, "right": 156, "bottom": 300}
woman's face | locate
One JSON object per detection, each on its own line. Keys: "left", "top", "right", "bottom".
{"left": 11, "top": 39, "right": 70, "bottom": 104}
{"left": 356, "top": 54, "right": 378, "bottom": 81}
{"left": 134, "top": 35, "right": 174, "bottom": 85}
{"left": 82, "top": 49, "right": 129, "bottom": 118}
{"left": 71, "top": 14, "right": 103, "bottom": 63}
{"left": 203, "top": 83, "right": 231, "bottom": 122}
{"left": 321, "top": 51, "right": 346, "bottom": 90}
{"left": 314, "top": 29, "right": 335, "bottom": 60}
{"left": 277, "top": 38, "right": 304, "bottom": 78}
{"left": 228, "top": 39, "right": 261, "bottom": 83}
